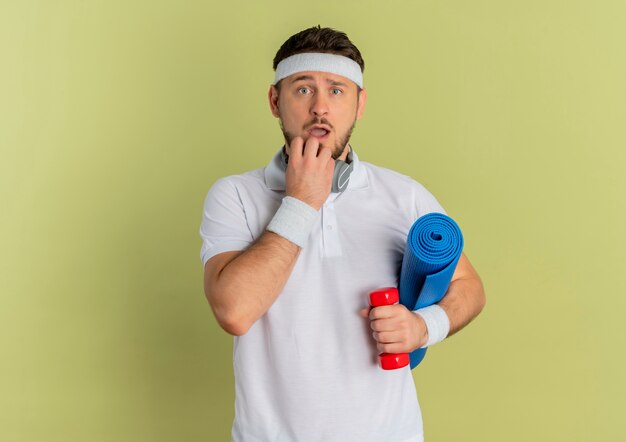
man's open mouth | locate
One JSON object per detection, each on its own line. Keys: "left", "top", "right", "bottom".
{"left": 309, "top": 127, "right": 330, "bottom": 138}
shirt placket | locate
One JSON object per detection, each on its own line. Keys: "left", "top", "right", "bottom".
{"left": 321, "top": 195, "right": 342, "bottom": 258}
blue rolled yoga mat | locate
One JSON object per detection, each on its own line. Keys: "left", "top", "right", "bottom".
{"left": 399, "top": 213, "right": 464, "bottom": 369}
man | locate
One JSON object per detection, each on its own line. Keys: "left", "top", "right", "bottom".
{"left": 200, "top": 26, "right": 485, "bottom": 442}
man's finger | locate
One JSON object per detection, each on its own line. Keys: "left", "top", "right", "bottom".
{"left": 377, "top": 342, "right": 408, "bottom": 354}
{"left": 317, "top": 144, "right": 332, "bottom": 160}
{"left": 369, "top": 305, "right": 394, "bottom": 320}
{"left": 302, "top": 136, "right": 320, "bottom": 159}
{"left": 289, "top": 136, "right": 304, "bottom": 160}
{"left": 373, "top": 330, "right": 402, "bottom": 344}
{"left": 370, "top": 319, "right": 397, "bottom": 332}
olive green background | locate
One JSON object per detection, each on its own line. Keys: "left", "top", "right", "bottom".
{"left": 1, "top": 0, "right": 624, "bottom": 441}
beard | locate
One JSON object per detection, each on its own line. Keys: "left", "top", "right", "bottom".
{"left": 279, "top": 116, "right": 357, "bottom": 160}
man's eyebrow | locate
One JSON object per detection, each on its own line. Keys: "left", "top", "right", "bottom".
{"left": 290, "top": 75, "right": 315, "bottom": 84}
{"left": 327, "top": 79, "right": 348, "bottom": 87}
{"left": 290, "top": 75, "right": 348, "bottom": 87}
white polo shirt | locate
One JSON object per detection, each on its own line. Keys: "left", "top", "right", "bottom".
{"left": 199, "top": 147, "right": 446, "bottom": 442}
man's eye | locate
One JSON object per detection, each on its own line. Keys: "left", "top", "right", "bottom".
{"left": 331, "top": 88, "right": 343, "bottom": 95}
{"left": 298, "top": 87, "right": 309, "bottom": 94}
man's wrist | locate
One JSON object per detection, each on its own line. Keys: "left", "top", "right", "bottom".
{"left": 266, "top": 196, "right": 319, "bottom": 248}
{"left": 413, "top": 304, "right": 450, "bottom": 348}
{"left": 413, "top": 313, "right": 429, "bottom": 349}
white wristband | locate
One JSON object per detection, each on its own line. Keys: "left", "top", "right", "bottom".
{"left": 414, "top": 304, "right": 450, "bottom": 348}
{"left": 266, "top": 196, "right": 318, "bottom": 248}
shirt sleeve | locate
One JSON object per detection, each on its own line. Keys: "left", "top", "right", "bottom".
{"left": 199, "top": 177, "right": 255, "bottom": 267}
{"left": 413, "top": 180, "right": 448, "bottom": 217}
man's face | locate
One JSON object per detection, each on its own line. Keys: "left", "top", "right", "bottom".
{"left": 269, "top": 71, "right": 367, "bottom": 160}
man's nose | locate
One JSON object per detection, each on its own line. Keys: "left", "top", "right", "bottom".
{"left": 310, "top": 93, "right": 328, "bottom": 117}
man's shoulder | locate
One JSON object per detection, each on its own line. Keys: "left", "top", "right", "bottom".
{"left": 358, "top": 160, "right": 446, "bottom": 215}
{"left": 210, "top": 167, "right": 266, "bottom": 191}
{"left": 358, "top": 160, "right": 441, "bottom": 205}
{"left": 360, "top": 161, "right": 423, "bottom": 189}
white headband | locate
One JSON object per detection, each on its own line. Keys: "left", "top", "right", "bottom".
{"left": 273, "top": 52, "right": 363, "bottom": 88}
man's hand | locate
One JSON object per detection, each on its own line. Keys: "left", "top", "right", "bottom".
{"left": 285, "top": 136, "right": 335, "bottom": 210}
{"left": 359, "top": 304, "right": 429, "bottom": 353}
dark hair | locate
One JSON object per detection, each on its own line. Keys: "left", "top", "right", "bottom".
{"left": 273, "top": 25, "right": 364, "bottom": 91}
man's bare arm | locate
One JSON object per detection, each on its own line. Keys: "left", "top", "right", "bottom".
{"left": 363, "top": 252, "right": 485, "bottom": 354}
{"left": 204, "top": 136, "right": 334, "bottom": 336}
{"left": 204, "top": 232, "right": 300, "bottom": 336}
{"left": 438, "top": 252, "right": 486, "bottom": 336}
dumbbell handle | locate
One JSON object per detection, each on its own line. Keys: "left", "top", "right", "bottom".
{"left": 369, "top": 287, "right": 410, "bottom": 370}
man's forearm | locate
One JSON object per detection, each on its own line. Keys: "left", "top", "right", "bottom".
{"left": 208, "top": 231, "right": 300, "bottom": 335}
{"left": 438, "top": 275, "right": 486, "bottom": 336}
{"left": 207, "top": 137, "right": 338, "bottom": 335}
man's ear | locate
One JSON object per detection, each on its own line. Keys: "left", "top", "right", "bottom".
{"left": 268, "top": 85, "right": 280, "bottom": 118}
{"left": 356, "top": 88, "right": 367, "bottom": 120}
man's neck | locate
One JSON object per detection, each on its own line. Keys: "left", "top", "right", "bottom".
{"left": 337, "top": 144, "right": 351, "bottom": 162}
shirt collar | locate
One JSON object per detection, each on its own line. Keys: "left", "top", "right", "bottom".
{"left": 264, "top": 145, "right": 369, "bottom": 192}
